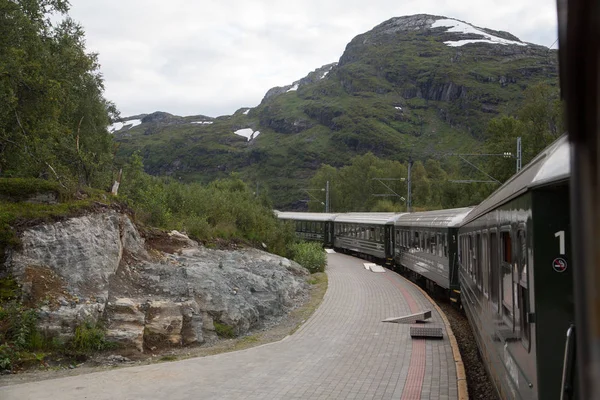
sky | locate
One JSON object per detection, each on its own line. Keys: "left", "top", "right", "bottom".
{"left": 64, "top": 0, "right": 559, "bottom": 118}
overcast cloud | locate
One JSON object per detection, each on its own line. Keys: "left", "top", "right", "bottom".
{"left": 65, "top": 0, "right": 559, "bottom": 118}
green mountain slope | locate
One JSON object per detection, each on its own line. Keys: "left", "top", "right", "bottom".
{"left": 114, "top": 14, "right": 558, "bottom": 208}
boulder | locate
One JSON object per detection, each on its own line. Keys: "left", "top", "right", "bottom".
{"left": 5, "top": 210, "right": 311, "bottom": 352}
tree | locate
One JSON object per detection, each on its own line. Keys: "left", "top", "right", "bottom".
{"left": 0, "top": 0, "right": 117, "bottom": 189}
{"left": 411, "top": 161, "right": 430, "bottom": 207}
{"left": 484, "top": 83, "right": 564, "bottom": 184}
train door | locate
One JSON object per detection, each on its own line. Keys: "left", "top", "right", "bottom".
{"left": 385, "top": 224, "right": 394, "bottom": 263}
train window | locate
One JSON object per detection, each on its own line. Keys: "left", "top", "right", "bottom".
{"left": 459, "top": 236, "right": 463, "bottom": 268}
{"left": 467, "top": 235, "right": 473, "bottom": 277}
{"left": 518, "top": 230, "right": 528, "bottom": 285}
{"left": 437, "top": 234, "right": 442, "bottom": 257}
{"left": 476, "top": 234, "right": 482, "bottom": 290}
{"left": 517, "top": 230, "right": 530, "bottom": 350}
{"left": 482, "top": 234, "right": 489, "bottom": 297}
{"left": 425, "top": 232, "right": 430, "bottom": 253}
{"left": 502, "top": 231, "right": 512, "bottom": 263}
{"left": 443, "top": 234, "right": 448, "bottom": 257}
{"left": 501, "top": 232, "right": 514, "bottom": 326}
{"left": 490, "top": 231, "right": 500, "bottom": 312}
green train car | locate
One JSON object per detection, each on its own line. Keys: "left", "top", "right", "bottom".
{"left": 274, "top": 211, "right": 338, "bottom": 247}
{"left": 458, "top": 135, "right": 575, "bottom": 399}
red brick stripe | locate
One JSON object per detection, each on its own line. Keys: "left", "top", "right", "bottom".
{"left": 384, "top": 274, "right": 427, "bottom": 400}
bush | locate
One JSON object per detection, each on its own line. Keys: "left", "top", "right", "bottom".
{"left": 291, "top": 242, "right": 327, "bottom": 273}
{"left": 0, "top": 301, "right": 42, "bottom": 371}
{"left": 118, "top": 159, "right": 297, "bottom": 256}
{"left": 70, "top": 320, "right": 113, "bottom": 353}
{"left": 214, "top": 321, "right": 236, "bottom": 338}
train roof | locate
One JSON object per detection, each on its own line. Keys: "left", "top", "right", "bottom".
{"left": 394, "top": 207, "right": 473, "bottom": 228}
{"left": 274, "top": 211, "right": 338, "bottom": 222}
{"left": 463, "top": 134, "right": 570, "bottom": 225}
{"left": 333, "top": 212, "right": 405, "bottom": 225}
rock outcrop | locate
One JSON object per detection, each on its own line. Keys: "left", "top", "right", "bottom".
{"left": 5, "top": 211, "right": 309, "bottom": 351}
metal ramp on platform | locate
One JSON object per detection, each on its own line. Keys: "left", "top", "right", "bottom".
{"left": 382, "top": 310, "right": 432, "bottom": 324}
{"left": 410, "top": 325, "right": 444, "bottom": 339}
{"left": 363, "top": 263, "right": 385, "bottom": 273}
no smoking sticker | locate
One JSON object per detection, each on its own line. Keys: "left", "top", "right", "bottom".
{"left": 553, "top": 257, "right": 568, "bottom": 273}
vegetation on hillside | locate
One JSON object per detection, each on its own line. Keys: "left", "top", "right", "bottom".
{"left": 118, "top": 153, "right": 297, "bottom": 255}
{"left": 307, "top": 83, "right": 564, "bottom": 212}
{"left": 113, "top": 17, "right": 559, "bottom": 208}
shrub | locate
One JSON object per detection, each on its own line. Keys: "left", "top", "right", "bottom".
{"left": 291, "top": 242, "right": 327, "bottom": 273}
{"left": 0, "top": 301, "right": 41, "bottom": 371}
{"left": 214, "top": 321, "right": 236, "bottom": 338}
{"left": 70, "top": 320, "right": 113, "bottom": 354}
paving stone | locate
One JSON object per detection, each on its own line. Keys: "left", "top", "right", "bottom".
{"left": 0, "top": 253, "right": 459, "bottom": 400}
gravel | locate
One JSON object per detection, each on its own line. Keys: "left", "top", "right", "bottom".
{"left": 435, "top": 299, "right": 499, "bottom": 400}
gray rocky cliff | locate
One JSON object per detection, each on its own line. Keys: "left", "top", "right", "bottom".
{"left": 5, "top": 211, "right": 309, "bottom": 352}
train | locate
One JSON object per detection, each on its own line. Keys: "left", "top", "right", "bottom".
{"left": 275, "top": 134, "right": 574, "bottom": 400}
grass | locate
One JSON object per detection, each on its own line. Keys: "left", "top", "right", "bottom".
{"left": 0, "top": 187, "right": 114, "bottom": 261}
{"left": 0, "top": 178, "right": 64, "bottom": 200}
{"left": 213, "top": 321, "right": 236, "bottom": 338}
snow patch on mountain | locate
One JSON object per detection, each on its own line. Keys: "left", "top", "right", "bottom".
{"left": 191, "top": 121, "right": 213, "bottom": 124}
{"left": 432, "top": 19, "right": 527, "bottom": 47}
{"left": 287, "top": 84, "right": 298, "bottom": 92}
{"left": 234, "top": 128, "right": 260, "bottom": 141}
{"left": 108, "top": 119, "right": 142, "bottom": 133}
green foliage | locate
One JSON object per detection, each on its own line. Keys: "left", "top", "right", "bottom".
{"left": 484, "top": 83, "right": 564, "bottom": 183}
{"left": 0, "top": 178, "right": 63, "bottom": 200}
{"left": 0, "top": 0, "right": 117, "bottom": 191}
{"left": 0, "top": 184, "right": 113, "bottom": 261}
{"left": 118, "top": 154, "right": 297, "bottom": 256}
{"left": 0, "top": 301, "right": 41, "bottom": 371}
{"left": 307, "top": 272, "right": 327, "bottom": 285}
{"left": 70, "top": 320, "right": 112, "bottom": 354}
{"left": 291, "top": 242, "right": 327, "bottom": 273}
{"left": 214, "top": 321, "right": 236, "bottom": 338}
{"left": 371, "top": 199, "right": 404, "bottom": 212}
{"left": 308, "top": 151, "right": 500, "bottom": 211}
{"left": 0, "top": 276, "right": 20, "bottom": 303}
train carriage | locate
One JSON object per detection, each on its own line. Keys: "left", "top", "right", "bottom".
{"left": 274, "top": 212, "right": 338, "bottom": 247}
{"left": 332, "top": 213, "right": 404, "bottom": 262}
{"left": 393, "top": 208, "right": 472, "bottom": 298}
{"left": 458, "top": 135, "right": 573, "bottom": 400}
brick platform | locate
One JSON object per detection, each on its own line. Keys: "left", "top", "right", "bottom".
{"left": 0, "top": 253, "right": 460, "bottom": 400}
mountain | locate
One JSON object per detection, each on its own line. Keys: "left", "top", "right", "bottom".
{"left": 113, "top": 14, "right": 558, "bottom": 208}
